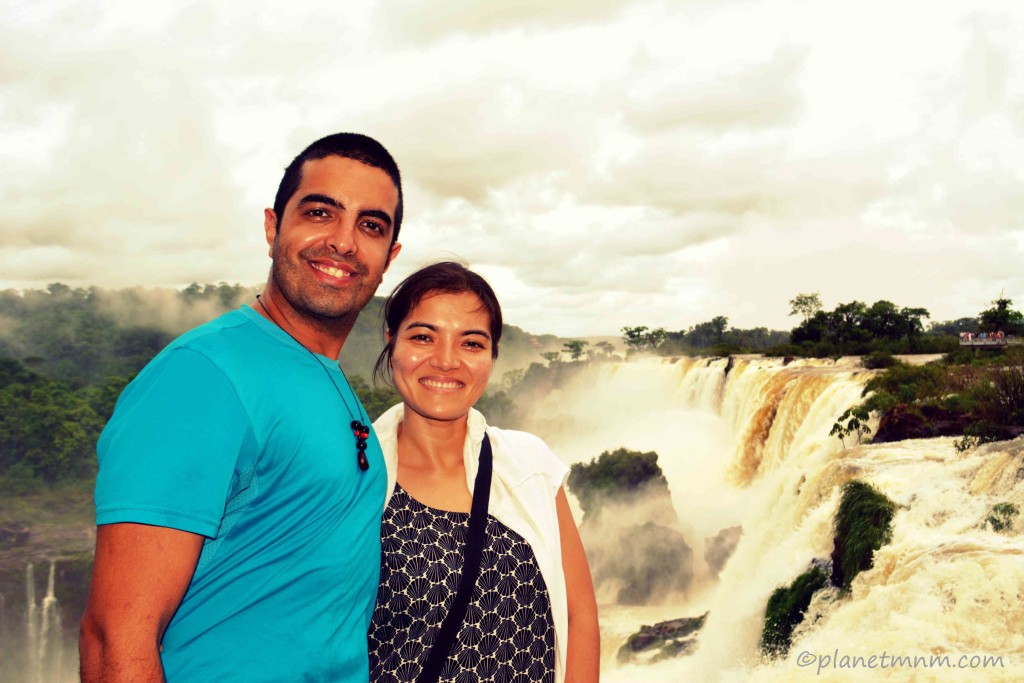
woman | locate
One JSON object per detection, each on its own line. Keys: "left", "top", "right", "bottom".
{"left": 368, "top": 262, "right": 600, "bottom": 683}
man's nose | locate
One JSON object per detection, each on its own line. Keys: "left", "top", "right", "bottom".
{"left": 326, "top": 218, "right": 357, "bottom": 255}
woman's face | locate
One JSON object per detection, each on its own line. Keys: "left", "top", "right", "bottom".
{"left": 390, "top": 290, "right": 495, "bottom": 423}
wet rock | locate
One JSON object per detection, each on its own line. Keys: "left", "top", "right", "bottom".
{"left": 705, "top": 526, "right": 742, "bottom": 576}
{"left": 618, "top": 612, "right": 708, "bottom": 663}
{"left": 0, "top": 524, "right": 30, "bottom": 547}
{"left": 874, "top": 404, "right": 971, "bottom": 442}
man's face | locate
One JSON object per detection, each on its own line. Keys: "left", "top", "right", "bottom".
{"left": 264, "top": 156, "right": 402, "bottom": 323}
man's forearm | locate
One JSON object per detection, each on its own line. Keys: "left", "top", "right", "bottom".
{"left": 79, "top": 617, "right": 166, "bottom": 683}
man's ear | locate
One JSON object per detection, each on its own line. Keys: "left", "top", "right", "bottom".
{"left": 384, "top": 242, "right": 402, "bottom": 272}
{"left": 264, "top": 208, "right": 278, "bottom": 256}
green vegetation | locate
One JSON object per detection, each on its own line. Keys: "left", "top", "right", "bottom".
{"left": 0, "top": 358, "right": 128, "bottom": 490}
{"left": 759, "top": 566, "right": 829, "bottom": 658}
{"left": 986, "top": 502, "right": 1019, "bottom": 533}
{"left": 568, "top": 448, "right": 692, "bottom": 604}
{"left": 761, "top": 479, "right": 898, "bottom": 658}
{"left": 567, "top": 447, "right": 670, "bottom": 517}
{"left": 979, "top": 297, "right": 1024, "bottom": 335}
{"left": 621, "top": 326, "right": 668, "bottom": 353}
{"left": 831, "top": 345, "right": 1024, "bottom": 446}
{"left": 829, "top": 406, "right": 871, "bottom": 447}
{"left": 771, "top": 298, "right": 954, "bottom": 357}
{"left": 830, "top": 481, "right": 896, "bottom": 591}
{"left": 562, "top": 339, "right": 589, "bottom": 361}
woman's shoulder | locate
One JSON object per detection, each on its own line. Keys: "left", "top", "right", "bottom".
{"left": 485, "top": 425, "right": 568, "bottom": 482}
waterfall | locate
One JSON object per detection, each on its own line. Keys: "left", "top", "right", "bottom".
{"left": 24, "top": 561, "right": 64, "bottom": 683}
{"left": 522, "top": 357, "right": 1024, "bottom": 682}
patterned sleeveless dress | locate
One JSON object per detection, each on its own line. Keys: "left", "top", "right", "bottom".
{"left": 368, "top": 484, "right": 556, "bottom": 682}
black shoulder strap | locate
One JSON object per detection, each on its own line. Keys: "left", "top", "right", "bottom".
{"left": 416, "top": 433, "right": 493, "bottom": 683}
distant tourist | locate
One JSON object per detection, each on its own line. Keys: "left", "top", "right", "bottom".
{"left": 367, "top": 262, "right": 600, "bottom": 683}
{"left": 80, "top": 133, "right": 405, "bottom": 682}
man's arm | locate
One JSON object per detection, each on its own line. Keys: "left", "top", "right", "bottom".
{"left": 80, "top": 523, "right": 205, "bottom": 683}
{"left": 556, "top": 487, "right": 600, "bottom": 683}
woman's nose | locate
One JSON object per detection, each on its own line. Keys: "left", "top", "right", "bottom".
{"left": 429, "top": 343, "right": 460, "bottom": 370}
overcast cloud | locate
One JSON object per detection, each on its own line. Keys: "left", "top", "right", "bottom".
{"left": 1, "top": 0, "right": 1022, "bottom": 336}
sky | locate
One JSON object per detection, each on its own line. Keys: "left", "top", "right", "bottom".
{"left": 2, "top": 0, "right": 1022, "bottom": 337}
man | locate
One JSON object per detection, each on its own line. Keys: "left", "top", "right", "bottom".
{"left": 79, "top": 133, "right": 404, "bottom": 682}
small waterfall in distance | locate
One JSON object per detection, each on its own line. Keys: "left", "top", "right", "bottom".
{"left": 24, "top": 561, "right": 64, "bottom": 683}
{"left": 522, "top": 356, "right": 1024, "bottom": 682}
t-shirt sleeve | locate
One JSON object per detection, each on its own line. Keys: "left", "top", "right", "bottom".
{"left": 94, "top": 347, "right": 253, "bottom": 538}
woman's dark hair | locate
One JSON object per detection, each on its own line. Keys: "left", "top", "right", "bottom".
{"left": 373, "top": 261, "right": 502, "bottom": 385}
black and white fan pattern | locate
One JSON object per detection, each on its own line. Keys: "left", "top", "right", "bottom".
{"left": 369, "top": 484, "right": 555, "bottom": 683}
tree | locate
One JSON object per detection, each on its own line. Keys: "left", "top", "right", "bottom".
{"left": 563, "top": 339, "right": 589, "bottom": 361}
{"left": 789, "top": 293, "right": 823, "bottom": 323}
{"left": 594, "top": 341, "right": 616, "bottom": 358}
{"left": 540, "top": 351, "right": 561, "bottom": 364}
{"left": 622, "top": 326, "right": 649, "bottom": 351}
{"left": 645, "top": 328, "right": 668, "bottom": 350}
{"left": 979, "top": 297, "right": 1024, "bottom": 335}
{"left": 623, "top": 326, "right": 668, "bottom": 352}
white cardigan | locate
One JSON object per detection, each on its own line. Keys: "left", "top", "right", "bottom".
{"left": 374, "top": 404, "right": 571, "bottom": 683}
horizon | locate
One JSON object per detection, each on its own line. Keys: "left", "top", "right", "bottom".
{"left": 0, "top": 278, "right": 1001, "bottom": 339}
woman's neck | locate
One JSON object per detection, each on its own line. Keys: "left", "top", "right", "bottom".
{"left": 397, "top": 408, "right": 469, "bottom": 469}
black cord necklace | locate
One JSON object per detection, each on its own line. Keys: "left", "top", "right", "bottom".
{"left": 256, "top": 294, "right": 370, "bottom": 471}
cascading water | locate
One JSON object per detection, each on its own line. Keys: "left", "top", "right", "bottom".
{"left": 522, "top": 356, "right": 1024, "bottom": 682}
{"left": 24, "top": 560, "right": 64, "bottom": 683}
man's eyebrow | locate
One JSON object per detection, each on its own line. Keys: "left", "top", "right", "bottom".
{"left": 297, "top": 193, "right": 344, "bottom": 209}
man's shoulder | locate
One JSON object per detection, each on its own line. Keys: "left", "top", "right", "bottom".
{"left": 169, "top": 307, "right": 258, "bottom": 355}
{"left": 137, "top": 308, "right": 266, "bottom": 385}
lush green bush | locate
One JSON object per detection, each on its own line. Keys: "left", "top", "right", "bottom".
{"left": 986, "top": 503, "right": 1019, "bottom": 532}
{"left": 862, "top": 351, "right": 898, "bottom": 369}
{"left": 0, "top": 358, "right": 112, "bottom": 484}
{"left": 760, "top": 566, "right": 829, "bottom": 657}
{"left": 830, "top": 481, "right": 896, "bottom": 591}
{"left": 567, "top": 448, "right": 670, "bottom": 517}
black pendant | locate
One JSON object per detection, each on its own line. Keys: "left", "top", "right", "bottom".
{"left": 351, "top": 420, "right": 370, "bottom": 471}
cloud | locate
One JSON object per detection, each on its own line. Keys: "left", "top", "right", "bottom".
{"left": 376, "top": 0, "right": 639, "bottom": 44}
{"left": 1, "top": 0, "right": 1023, "bottom": 338}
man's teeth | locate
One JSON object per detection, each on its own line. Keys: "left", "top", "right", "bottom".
{"left": 421, "top": 379, "right": 462, "bottom": 390}
{"left": 312, "top": 263, "right": 354, "bottom": 278}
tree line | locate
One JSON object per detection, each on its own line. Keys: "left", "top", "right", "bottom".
{"left": 610, "top": 294, "right": 1022, "bottom": 359}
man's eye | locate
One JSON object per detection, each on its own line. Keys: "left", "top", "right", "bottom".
{"left": 306, "top": 208, "right": 330, "bottom": 218}
{"left": 361, "top": 220, "right": 384, "bottom": 234}
{"left": 410, "top": 334, "right": 432, "bottom": 342}
{"left": 465, "top": 341, "right": 485, "bottom": 349}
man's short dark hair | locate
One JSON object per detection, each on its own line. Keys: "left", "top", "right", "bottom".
{"left": 273, "top": 133, "right": 404, "bottom": 245}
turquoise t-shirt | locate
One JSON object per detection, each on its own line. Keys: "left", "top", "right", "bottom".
{"left": 95, "top": 305, "right": 386, "bottom": 682}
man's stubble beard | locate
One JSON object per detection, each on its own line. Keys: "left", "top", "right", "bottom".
{"left": 269, "top": 243, "right": 382, "bottom": 333}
